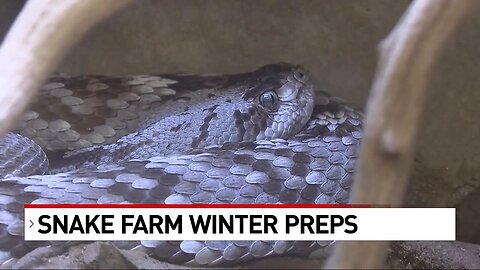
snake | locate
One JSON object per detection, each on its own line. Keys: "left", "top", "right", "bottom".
{"left": 0, "top": 63, "right": 363, "bottom": 267}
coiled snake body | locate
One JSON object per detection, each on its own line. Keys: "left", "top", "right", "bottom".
{"left": 0, "top": 63, "right": 363, "bottom": 267}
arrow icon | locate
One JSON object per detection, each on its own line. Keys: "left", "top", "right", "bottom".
{"left": 29, "top": 220, "right": 34, "bottom": 228}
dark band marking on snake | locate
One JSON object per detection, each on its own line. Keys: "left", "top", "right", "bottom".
{"left": 0, "top": 63, "right": 363, "bottom": 267}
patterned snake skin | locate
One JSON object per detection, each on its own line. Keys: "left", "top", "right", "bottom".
{"left": 0, "top": 63, "right": 363, "bottom": 267}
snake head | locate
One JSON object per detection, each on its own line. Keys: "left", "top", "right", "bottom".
{"left": 240, "top": 63, "right": 316, "bottom": 140}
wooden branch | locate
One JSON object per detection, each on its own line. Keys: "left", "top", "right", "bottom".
{"left": 325, "top": 0, "right": 475, "bottom": 268}
{"left": 0, "top": 0, "right": 134, "bottom": 138}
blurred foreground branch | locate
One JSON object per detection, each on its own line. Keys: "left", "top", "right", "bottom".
{"left": 325, "top": 0, "right": 475, "bottom": 268}
{"left": 0, "top": 0, "right": 133, "bottom": 137}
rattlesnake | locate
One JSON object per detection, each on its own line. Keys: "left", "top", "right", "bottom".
{"left": 0, "top": 63, "right": 363, "bottom": 267}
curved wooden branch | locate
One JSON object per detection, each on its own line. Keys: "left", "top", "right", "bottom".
{"left": 325, "top": 0, "right": 475, "bottom": 268}
{"left": 0, "top": 0, "right": 134, "bottom": 137}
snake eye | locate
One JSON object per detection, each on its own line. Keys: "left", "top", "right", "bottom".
{"left": 259, "top": 90, "right": 278, "bottom": 109}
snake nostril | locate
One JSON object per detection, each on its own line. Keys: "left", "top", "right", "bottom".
{"left": 295, "top": 70, "right": 306, "bottom": 81}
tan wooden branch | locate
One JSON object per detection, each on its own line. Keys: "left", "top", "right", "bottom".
{"left": 325, "top": 0, "right": 475, "bottom": 268}
{"left": 0, "top": 0, "right": 134, "bottom": 138}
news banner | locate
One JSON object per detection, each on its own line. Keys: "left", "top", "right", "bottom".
{"left": 25, "top": 204, "right": 455, "bottom": 241}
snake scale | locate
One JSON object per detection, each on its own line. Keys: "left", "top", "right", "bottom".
{"left": 0, "top": 63, "right": 363, "bottom": 267}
